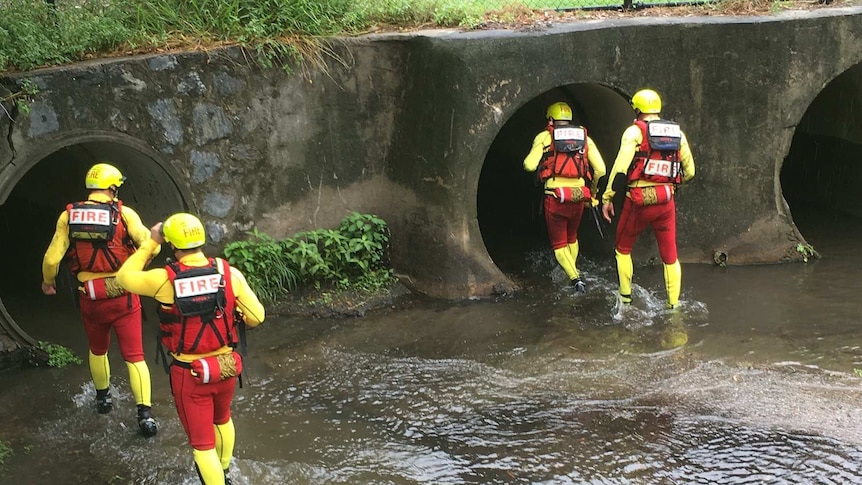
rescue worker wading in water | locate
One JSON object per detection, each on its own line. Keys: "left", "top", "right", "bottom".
{"left": 601, "top": 89, "right": 696, "bottom": 309}
{"left": 524, "top": 101, "right": 606, "bottom": 292}
{"left": 116, "top": 212, "right": 265, "bottom": 485}
{"left": 41, "top": 162, "right": 159, "bottom": 437}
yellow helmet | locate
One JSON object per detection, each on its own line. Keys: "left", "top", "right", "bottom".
{"left": 85, "top": 163, "right": 126, "bottom": 190}
{"left": 546, "top": 102, "right": 573, "bottom": 121}
{"left": 162, "top": 213, "right": 206, "bottom": 250}
{"left": 631, "top": 89, "right": 662, "bottom": 114}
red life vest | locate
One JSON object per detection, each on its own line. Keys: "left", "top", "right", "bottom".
{"left": 65, "top": 200, "right": 136, "bottom": 274}
{"left": 627, "top": 119, "right": 683, "bottom": 185}
{"left": 158, "top": 258, "right": 237, "bottom": 355}
{"left": 537, "top": 123, "right": 591, "bottom": 183}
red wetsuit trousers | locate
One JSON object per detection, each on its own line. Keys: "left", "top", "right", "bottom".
{"left": 78, "top": 293, "right": 145, "bottom": 362}
{"left": 543, "top": 196, "right": 586, "bottom": 250}
{"left": 170, "top": 364, "right": 235, "bottom": 449}
{"left": 614, "top": 196, "right": 678, "bottom": 264}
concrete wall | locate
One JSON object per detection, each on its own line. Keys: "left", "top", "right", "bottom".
{"left": 2, "top": 7, "right": 862, "bottom": 315}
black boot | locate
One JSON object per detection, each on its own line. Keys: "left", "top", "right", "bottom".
{"left": 137, "top": 404, "right": 158, "bottom": 437}
{"left": 571, "top": 278, "right": 586, "bottom": 294}
{"left": 95, "top": 388, "right": 113, "bottom": 414}
{"left": 195, "top": 463, "right": 205, "bottom": 485}
{"left": 195, "top": 462, "right": 231, "bottom": 484}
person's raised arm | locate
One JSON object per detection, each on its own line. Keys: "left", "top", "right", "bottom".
{"left": 122, "top": 206, "right": 162, "bottom": 260}
{"left": 116, "top": 224, "right": 170, "bottom": 300}
{"left": 231, "top": 268, "right": 265, "bottom": 327}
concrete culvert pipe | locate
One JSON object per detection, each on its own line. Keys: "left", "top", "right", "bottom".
{"left": 478, "top": 83, "right": 636, "bottom": 278}
{"left": 0, "top": 135, "right": 189, "bottom": 369}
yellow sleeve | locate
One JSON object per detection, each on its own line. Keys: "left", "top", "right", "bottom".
{"left": 523, "top": 131, "right": 550, "bottom": 172}
{"left": 586, "top": 136, "right": 606, "bottom": 194}
{"left": 116, "top": 239, "right": 172, "bottom": 302}
{"left": 230, "top": 267, "right": 265, "bottom": 327}
{"left": 680, "top": 132, "right": 695, "bottom": 182}
{"left": 602, "top": 125, "right": 641, "bottom": 204}
{"left": 121, "top": 205, "right": 161, "bottom": 258}
{"left": 42, "top": 211, "right": 70, "bottom": 286}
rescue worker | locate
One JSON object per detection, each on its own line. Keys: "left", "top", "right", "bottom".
{"left": 40, "top": 162, "right": 159, "bottom": 437}
{"left": 601, "top": 89, "right": 696, "bottom": 309}
{"left": 116, "top": 212, "right": 265, "bottom": 485}
{"left": 524, "top": 101, "right": 606, "bottom": 292}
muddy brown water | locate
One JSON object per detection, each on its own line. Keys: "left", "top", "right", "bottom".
{"left": 2, "top": 209, "right": 862, "bottom": 484}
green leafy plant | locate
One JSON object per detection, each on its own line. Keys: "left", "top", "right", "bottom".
{"left": 0, "top": 439, "right": 12, "bottom": 467}
{"left": 796, "top": 243, "right": 819, "bottom": 263}
{"left": 0, "top": 79, "right": 39, "bottom": 119}
{"left": 37, "top": 341, "right": 82, "bottom": 368}
{"left": 223, "top": 212, "right": 395, "bottom": 303}
{"left": 283, "top": 212, "right": 392, "bottom": 288}
{"left": 351, "top": 267, "right": 396, "bottom": 293}
{"left": 224, "top": 228, "right": 298, "bottom": 304}
{"left": 0, "top": 1, "right": 134, "bottom": 72}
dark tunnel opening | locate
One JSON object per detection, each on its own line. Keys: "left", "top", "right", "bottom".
{"left": 477, "top": 84, "right": 634, "bottom": 282}
{"left": 781, "top": 63, "right": 862, "bottom": 252}
{"left": 0, "top": 141, "right": 185, "bottom": 348}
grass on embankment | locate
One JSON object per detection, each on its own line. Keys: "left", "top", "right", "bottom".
{"left": 0, "top": 0, "right": 505, "bottom": 73}
{"left": 1, "top": 0, "right": 809, "bottom": 74}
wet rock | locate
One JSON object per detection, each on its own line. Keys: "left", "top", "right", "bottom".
{"left": 190, "top": 150, "right": 220, "bottom": 183}
{"left": 193, "top": 103, "right": 232, "bottom": 145}
{"left": 203, "top": 192, "right": 234, "bottom": 218}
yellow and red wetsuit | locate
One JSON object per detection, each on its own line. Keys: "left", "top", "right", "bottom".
{"left": 116, "top": 239, "right": 265, "bottom": 485}
{"left": 41, "top": 193, "right": 158, "bottom": 410}
{"left": 524, "top": 127, "right": 607, "bottom": 282}
{"left": 601, "top": 114, "right": 696, "bottom": 307}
